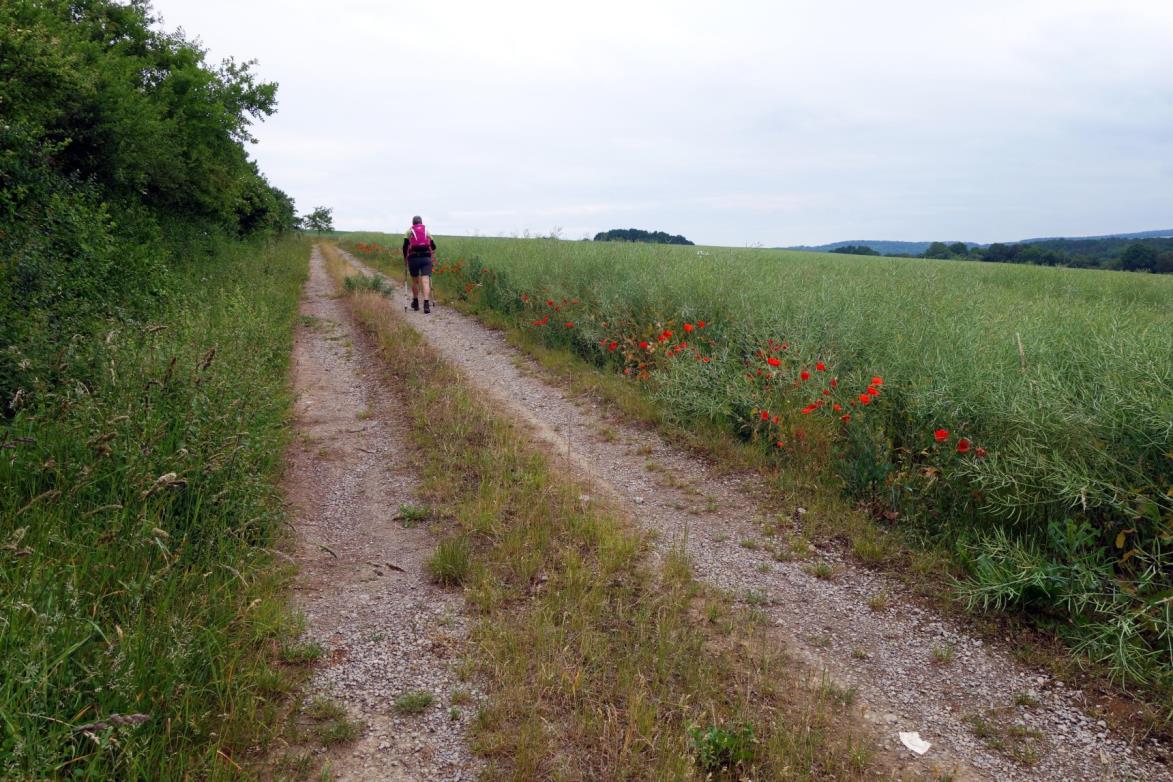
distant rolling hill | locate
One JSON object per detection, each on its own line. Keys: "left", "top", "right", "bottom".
{"left": 785, "top": 240, "right": 975, "bottom": 255}
{"left": 786, "top": 229, "right": 1173, "bottom": 256}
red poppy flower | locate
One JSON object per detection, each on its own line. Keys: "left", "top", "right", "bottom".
{"left": 934, "top": 429, "right": 949, "bottom": 442}
{"left": 662, "top": 330, "right": 673, "bottom": 339}
{"left": 815, "top": 362, "right": 826, "bottom": 371}
{"left": 830, "top": 378, "right": 838, "bottom": 388}
{"left": 684, "top": 323, "right": 694, "bottom": 332}
{"left": 840, "top": 414, "right": 851, "bottom": 422}
{"left": 521, "top": 294, "right": 529, "bottom": 302}
{"left": 760, "top": 410, "right": 770, "bottom": 421}
{"left": 801, "top": 405, "right": 814, "bottom": 414}
{"left": 565, "top": 321, "right": 574, "bottom": 328}
{"left": 639, "top": 340, "right": 650, "bottom": 350}
{"left": 871, "top": 376, "right": 883, "bottom": 386}
{"left": 775, "top": 440, "right": 785, "bottom": 448}
{"left": 822, "top": 389, "right": 831, "bottom": 396}
{"left": 702, "top": 357, "right": 710, "bottom": 363}
{"left": 680, "top": 341, "right": 688, "bottom": 348}
{"left": 767, "top": 357, "right": 781, "bottom": 367}
{"left": 833, "top": 403, "right": 842, "bottom": 412}
{"left": 859, "top": 394, "right": 871, "bottom": 404}
{"left": 800, "top": 370, "right": 811, "bottom": 381}
{"left": 956, "top": 438, "right": 971, "bottom": 453}
{"left": 976, "top": 447, "right": 987, "bottom": 458}
{"left": 608, "top": 341, "right": 618, "bottom": 351}
{"left": 546, "top": 299, "right": 555, "bottom": 307}
{"left": 531, "top": 316, "right": 548, "bottom": 326}
{"left": 772, "top": 415, "right": 779, "bottom": 423}
{"left": 866, "top": 386, "right": 879, "bottom": 396}
{"left": 698, "top": 320, "right": 707, "bottom": 328}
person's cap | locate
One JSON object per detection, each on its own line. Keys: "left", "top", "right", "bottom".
{"left": 412, "top": 215, "right": 422, "bottom": 224}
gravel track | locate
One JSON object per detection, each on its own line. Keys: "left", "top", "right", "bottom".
{"left": 347, "top": 251, "right": 1170, "bottom": 782}
{"left": 282, "top": 248, "right": 481, "bottom": 781}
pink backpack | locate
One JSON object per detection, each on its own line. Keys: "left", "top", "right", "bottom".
{"left": 408, "top": 223, "right": 430, "bottom": 250}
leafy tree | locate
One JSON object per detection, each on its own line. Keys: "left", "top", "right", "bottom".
{"left": 948, "top": 242, "right": 969, "bottom": 257}
{"left": 0, "top": 0, "right": 295, "bottom": 407}
{"left": 830, "top": 245, "right": 880, "bottom": 256}
{"left": 923, "top": 241, "right": 951, "bottom": 259}
{"left": 1120, "top": 242, "right": 1158, "bottom": 272}
{"left": 1155, "top": 251, "right": 1173, "bottom": 275}
{"left": 983, "top": 243, "right": 1019, "bottom": 263}
{"left": 304, "top": 206, "right": 334, "bottom": 234}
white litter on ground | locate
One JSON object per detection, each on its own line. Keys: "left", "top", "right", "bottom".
{"left": 899, "top": 731, "right": 932, "bottom": 756}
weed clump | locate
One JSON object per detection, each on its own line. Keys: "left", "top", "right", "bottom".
{"left": 428, "top": 537, "right": 472, "bottom": 586}
{"left": 688, "top": 723, "right": 756, "bottom": 773}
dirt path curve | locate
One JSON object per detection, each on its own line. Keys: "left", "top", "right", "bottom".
{"left": 282, "top": 247, "right": 481, "bottom": 781}
{"left": 346, "top": 252, "right": 1168, "bottom": 782}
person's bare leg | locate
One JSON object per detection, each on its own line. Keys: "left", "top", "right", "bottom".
{"left": 421, "top": 275, "right": 431, "bottom": 301}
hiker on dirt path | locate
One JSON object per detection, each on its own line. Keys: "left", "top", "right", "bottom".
{"left": 402, "top": 215, "right": 436, "bottom": 314}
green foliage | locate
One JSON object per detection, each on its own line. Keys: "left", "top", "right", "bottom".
{"left": 428, "top": 537, "right": 472, "bottom": 586}
{"left": 1121, "top": 242, "right": 1160, "bottom": 272}
{"left": 0, "top": 0, "right": 297, "bottom": 410}
{"left": 343, "top": 273, "right": 392, "bottom": 294}
{"left": 979, "top": 237, "right": 1173, "bottom": 272}
{"left": 830, "top": 245, "right": 880, "bottom": 256}
{"left": 923, "top": 241, "right": 952, "bottom": 259}
{"left": 394, "top": 691, "right": 436, "bottom": 714}
{"left": 305, "top": 206, "right": 335, "bottom": 234}
{"left": 688, "top": 723, "right": 757, "bottom": 773}
{"left": 594, "top": 227, "right": 694, "bottom": 245}
{"left": 0, "top": 238, "right": 309, "bottom": 778}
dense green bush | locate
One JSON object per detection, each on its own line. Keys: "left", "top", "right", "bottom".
{"left": 1, "top": 0, "right": 297, "bottom": 411}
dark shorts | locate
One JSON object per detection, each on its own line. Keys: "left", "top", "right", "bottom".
{"left": 408, "top": 256, "right": 433, "bottom": 278}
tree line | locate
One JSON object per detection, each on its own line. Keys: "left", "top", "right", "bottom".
{"left": 0, "top": 0, "right": 306, "bottom": 407}
{"left": 878, "top": 238, "right": 1173, "bottom": 273}
{"left": 594, "top": 228, "right": 695, "bottom": 245}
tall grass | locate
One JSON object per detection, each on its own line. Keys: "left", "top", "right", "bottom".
{"left": 345, "top": 234, "right": 1172, "bottom": 688}
{"left": 0, "top": 238, "right": 309, "bottom": 779}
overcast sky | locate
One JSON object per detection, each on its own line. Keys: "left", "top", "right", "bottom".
{"left": 150, "top": 0, "right": 1173, "bottom": 246}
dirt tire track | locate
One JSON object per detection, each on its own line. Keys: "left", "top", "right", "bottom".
{"left": 345, "top": 250, "right": 1169, "bottom": 782}
{"left": 281, "top": 247, "right": 481, "bottom": 781}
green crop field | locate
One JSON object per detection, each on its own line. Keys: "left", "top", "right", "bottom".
{"left": 346, "top": 233, "right": 1172, "bottom": 688}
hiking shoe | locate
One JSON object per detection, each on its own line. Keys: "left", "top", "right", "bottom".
{"left": 411, "top": 298, "right": 419, "bottom": 311}
{"left": 423, "top": 300, "right": 431, "bottom": 314}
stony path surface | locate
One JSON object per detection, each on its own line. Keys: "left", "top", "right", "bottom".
{"left": 282, "top": 247, "right": 481, "bottom": 781}
{"left": 346, "top": 251, "right": 1170, "bottom": 782}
